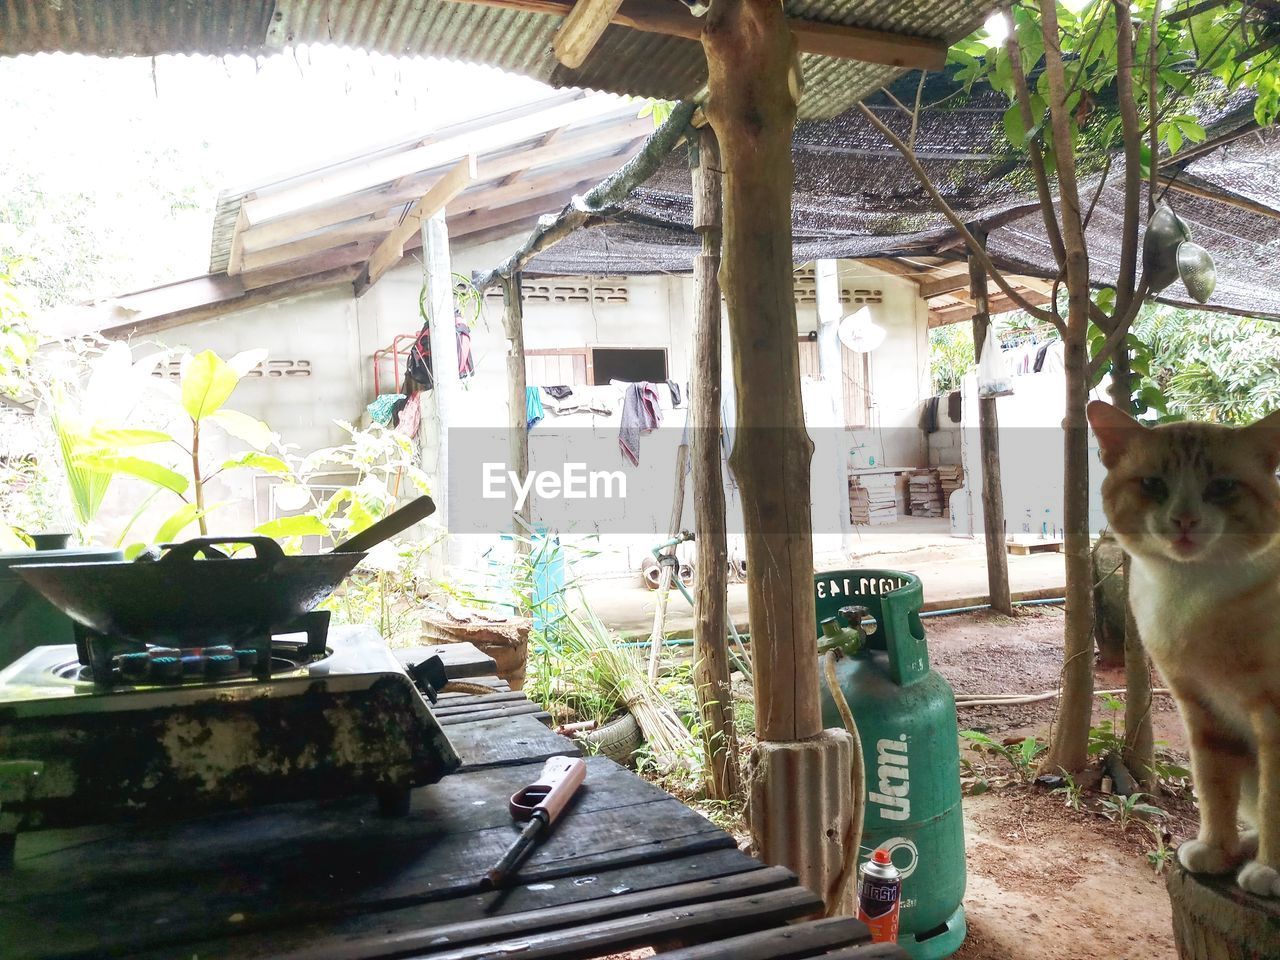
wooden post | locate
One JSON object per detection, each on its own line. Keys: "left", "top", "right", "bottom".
{"left": 1168, "top": 864, "right": 1280, "bottom": 958}
{"left": 704, "top": 0, "right": 853, "bottom": 916}
{"left": 689, "top": 125, "right": 740, "bottom": 802}
{"left": 423, "top": 211, "right": 461, "bottom": 563}
{"left": 499, "top": 272, "right": 532, "bottom": 571}
{"left": 966, "top": 229, "right": 1014, "bottom": 616}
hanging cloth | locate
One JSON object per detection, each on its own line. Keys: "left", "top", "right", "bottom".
{"left": 544, "top": 385, "right": 573, "bottom": 401}
{"left": 456, "top": 317, "right": 475, "bottom": 379}
{"left": 619, "top": 381, "right": 663, "bottom": 466}
{"left": 367, "top": 393, "right": 405, "bottom": 426}
{"left": 396, "top": 395, "right": 422, "bottom": 437}
{"left": 526, "top": 386, "right": 544, "bottom": 430}
{"left": 666, "top": 380, "right": 682, "bottom": 407}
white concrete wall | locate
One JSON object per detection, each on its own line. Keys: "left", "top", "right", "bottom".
{"left": 838, "top": 262, "right": 930, "bottom": 471}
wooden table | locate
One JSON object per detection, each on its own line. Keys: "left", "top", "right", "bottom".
{"left": 1, "top": 643, "right": 905, "bottom": 960}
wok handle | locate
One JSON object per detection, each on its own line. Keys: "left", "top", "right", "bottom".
{"left": 331, "top": 495, "right": 436, "bottom": 554}
{"left": 158, "top": 536, "right": 286, "bottom": 564}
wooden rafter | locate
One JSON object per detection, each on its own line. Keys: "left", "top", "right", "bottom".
{"left": 446, "top": 0, "right": 948, "bottom": 70}
{"left": 1157, "top": 173, "right": 1280, "bottom": 222}
{"left": 554, "top": 0, "right": 626, "bottom": 68}
{"left": 237, "top": 116, "right": 650, "bottom": 253}
{"left": 355, "top": 156, "right": 477, "bottom": 297}
{"left": 243, "top": 97, "right": 633, "bottom": 226}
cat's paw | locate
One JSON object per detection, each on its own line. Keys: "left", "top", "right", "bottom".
{"left": 1178, "top": 839, "right": 1240, "bottom": 874}
{"left": 1237, "top": 861, "right": 1280, "bottom": 897}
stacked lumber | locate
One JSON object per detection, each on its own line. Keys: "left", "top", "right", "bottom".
{"left": 849, "top": 473, "right": 897, "bottom": 525}
{"left": 936, "top": 465, "right": 963, "bottom": 512}
{"left": 908, "top": 470, "right": 943, "bottom": 518}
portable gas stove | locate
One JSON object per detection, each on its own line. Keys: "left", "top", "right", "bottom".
{"left": 0, "top": 622, "right": 459, "bottom": 865}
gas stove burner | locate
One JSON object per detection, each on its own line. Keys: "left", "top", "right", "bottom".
{"left": 0, "top": 625, "right": 460, "bottom": 864}
{"left": 73, "top": 609, "right": 333, "bottom": 687}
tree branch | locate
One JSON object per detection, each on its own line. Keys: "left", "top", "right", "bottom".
{"left": 472, "top": 99, "right": 698, "bottom": 290}
{"left": 855, "top": 101, "right": 1056, "bottom": 324}
{"left": 1149, "top": 0, "right": 1163, "bottom": 218}
{"left": 1004, "top": 5, "right": 1068, "bottom": 269}
{"left": 1113, "top": 0, "right": 1144, "bottom": 321}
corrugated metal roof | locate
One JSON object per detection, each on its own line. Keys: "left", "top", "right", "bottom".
{"left": 0, "top": 1, "right": 276, "bottom": 57}
{"left": 1, "top": 0, "right": 997, "bottom": 119}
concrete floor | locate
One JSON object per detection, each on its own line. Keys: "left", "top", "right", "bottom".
{"left": 580, "top": 522, "right": 1066, "bottom": 638}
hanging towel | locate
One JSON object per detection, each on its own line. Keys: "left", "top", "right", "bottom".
{"left": 367, "top": 393, "right": 405, "bottom": 426}
{"left": 947, "top": 390, "right": 962, "bottom": 423}
{"left": 666, "top": 380, "right": 682, "bottom": 407}
{"left": 396, "top": 395, "right": 422, "bottom": 437}
{"left": 920, "top": 395, "right": 940, "bottom": 434}
{"left": 526, "top": 386, "right": 544, "bottom": 430}
{"left": 544, "top": 385, "right": 573, "bottom": 401}
{"left": 619, "top": 381, "right": 663, "bottom": 466}
{"left": 456, "top": 317, "right": 475, "bottom": 379}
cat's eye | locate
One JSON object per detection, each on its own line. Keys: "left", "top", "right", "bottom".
{"left": 1140, "top": 477, "right": 1168, "bottom": 500}
{"left": 1204, "top": 478, "right": 1239, "bottom": 501}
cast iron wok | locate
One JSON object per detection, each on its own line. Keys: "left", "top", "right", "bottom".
{"left": 12, "top": 495, "right": 435, "bottom": 648}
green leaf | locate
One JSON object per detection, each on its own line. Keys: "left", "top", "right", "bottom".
{"left": 221, "top": 451, "right": 292, "bottom": 477}
{"left": 254, "top": 514, "right": 330, "bottom": 539}
{"left": 208, "top": 409, "right": 276, "bottom": 450}
{"left": 1003, "top": 103, "right": 1027, "bottom": 148}
{"left": 123, "top": 542, "right": 149, "bottom": 561}
{"left": 78, "top": 454, "right": 189, "bottom": 495}
{"left": 181, "top": 350, "right": 240, "bottom": 422}
{"left": 155, "top": 503, "right": 202, "bottom": 543}
{"left": 84, "top": 427, "right": 172, "bottom": 449}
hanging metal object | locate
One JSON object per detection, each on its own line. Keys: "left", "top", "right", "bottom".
{"left": 1176, "top": 241, "right": 1216, "bottom": 303}
{"left": 1142, "top": 202, "right": 1192, "bottom": 293}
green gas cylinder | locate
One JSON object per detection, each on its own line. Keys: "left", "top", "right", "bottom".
{"left": 816, "top": 569, "right": 966, "bottom": 960}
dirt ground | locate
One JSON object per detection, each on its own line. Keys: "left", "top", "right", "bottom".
{"left": 933, "top": 607, "right": 1191, "bottom": 960}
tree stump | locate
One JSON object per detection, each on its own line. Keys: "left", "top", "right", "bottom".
{"left": 1167, "top": 863, "right": 1280, "bottom": 959}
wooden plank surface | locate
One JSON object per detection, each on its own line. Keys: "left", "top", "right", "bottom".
{"left": 1, "top": 758, "right": 733, "bottom": 960}
{"left": 128, "top": 847, "right": 770, "bottom": 960}
{"left": 437, "top": 703, "right": 549, "bottom": 725}
{"left": 654, "top": 916, "right": 875, "bottom": 960}
{"left": 442, "top": 712, "right": 578, "bottom": 769}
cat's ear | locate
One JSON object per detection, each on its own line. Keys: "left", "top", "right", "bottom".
{"left": 1246, "top": 409, "right": 1280, "bottom": 471}
{"left": 1087, "top": 400, "right": 1143, "bottom": 465}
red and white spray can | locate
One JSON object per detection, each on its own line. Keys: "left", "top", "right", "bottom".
{"left": 856, "top": 848, "right": 902, "bottom": 943}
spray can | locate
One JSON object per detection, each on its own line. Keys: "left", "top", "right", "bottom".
{"left": 856, "top": 848, "right": 902, "bottom": 943}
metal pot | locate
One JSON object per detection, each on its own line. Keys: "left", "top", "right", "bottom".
{"left": 12, "top": 496, "right": 434, "bottom": 649}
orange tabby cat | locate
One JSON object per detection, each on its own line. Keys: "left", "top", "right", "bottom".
{"left": 1088, "top": 400, "right": 1280, "bottom": 896}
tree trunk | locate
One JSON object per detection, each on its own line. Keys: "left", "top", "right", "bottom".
{"left": 1048, "top": 312, "right": 1096, "bottom": 773}
{"left": 690, "top": 125, "right": 740, "bottom": 802}
{"left": 1039, "top": 0, "right": 1097, "bottom": 775}
{"left": 500, "top": 272, "right": 531, "bottom": 573}
{"left": 1107, "top": 348, "right": 1156, "bottom": 790}
{"left": 1168, "top": 863, "right": 1280, "bottom": 959}
{"left": 967, "top": 230, "right": 1013, "bottom": 616}
{"left": 702, "top": 0, "right": 820, "bottom": 744}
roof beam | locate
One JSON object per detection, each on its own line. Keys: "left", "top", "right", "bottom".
{"left": 449, "top": 0, "right": 948, "bottom": 69}
{"left": 916, "top": 268, "right": 972, "bottom": 299}
{"left": 237, "top": 116, "right": 651, "bottom": 253}
{"left": 355, "top": 156, "right": 477, "bottom": 297}
{"left": 243, "top": 97, "right": 633, "bottom": 226}
{"left": 1157, "top": 173, "right": 1280, "bottom": 222}
{"left": 554, "top": 0, "right": 625, "bottom": 68}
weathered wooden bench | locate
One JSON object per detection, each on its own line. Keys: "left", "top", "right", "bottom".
{"left": 0, "top": 642, "right": 904, "bottom": 960}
